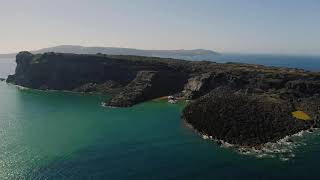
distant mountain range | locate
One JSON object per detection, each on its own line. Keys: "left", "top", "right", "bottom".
{"left": 0, "top": 45, "right": 220, "bottom": 60}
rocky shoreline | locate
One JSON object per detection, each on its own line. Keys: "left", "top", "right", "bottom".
{"left": 183, "top": 88, "right": 319, "bottom": 146}
{"left": 7, "top": 51, "right": 320, "bottom": 148}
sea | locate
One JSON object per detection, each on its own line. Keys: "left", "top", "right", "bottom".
{"left": 1, "top": 54, "right": 320, "bottom": 179}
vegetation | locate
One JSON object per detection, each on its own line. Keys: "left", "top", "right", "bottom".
{"left": 292, "top": 111, "right": 312, "bottom": 121}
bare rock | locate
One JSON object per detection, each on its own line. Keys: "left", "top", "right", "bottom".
{"left": 183, "top": 88, "right": 317, "bottom": 147}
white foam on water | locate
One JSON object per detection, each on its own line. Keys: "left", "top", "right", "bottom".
{"left": 101, "top": 102, "right": 107, "bottom": 107}
{"left": 198, "top": 127, "right": 320, "bottom": 161}
{"left": 101, "top": 103, "right": 119, "bottom": 109}
{"left": 15, "top": 85, "right": 30, "bottom": 90}
{"left": 238, "top": 129, "right": 320, "bottom": 161}
{"left": 220, "top": 141, "right": 234, "bottom": 148}
{"left": 202, "top": 135, "right": 209, "bottom": 140}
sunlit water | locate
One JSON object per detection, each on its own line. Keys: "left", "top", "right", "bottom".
{"left": 1, "top": 56, "right": 320, "bottom": 179}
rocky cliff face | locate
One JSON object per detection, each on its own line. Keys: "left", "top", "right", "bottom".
{"left": 107, "top": 70, "right": 188, "bottom": 107}
{"left": 7, "top": 51, "right": 320, "bottom": 147}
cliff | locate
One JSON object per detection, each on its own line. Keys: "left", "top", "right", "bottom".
{"left": 7, "top": 51, "right": 320, "bottom": 147}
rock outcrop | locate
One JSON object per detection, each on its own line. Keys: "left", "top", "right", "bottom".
{"left": 183, "top": 88, "right": 319, "bottom": 147}
{"left": 7, "top": 51, "right": 320, "bottom": 147}
{"left": 107, "top": 70, "right": 187, "bottom": 107}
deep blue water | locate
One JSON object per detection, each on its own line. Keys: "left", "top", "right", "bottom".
{"left": 214, "top": 53, "right": 320, "bottom": 71}
{"left": 1, "top": 54, "right": 320, "bottom": 180}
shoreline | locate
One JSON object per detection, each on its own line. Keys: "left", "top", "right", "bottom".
{"left": 12, "top": 83, "right": 186, "bottom": 108}
{"left": 8, "top": 52, "right": 320, "bottom": 156}
{"left": 183, "top": 118, "right": 317, "bottom": 160}
{"left": 8, "top": 82, "right": 319, "bottom": 160}
{"left": 11, "top": 83, "right": 109, "bottom": 97}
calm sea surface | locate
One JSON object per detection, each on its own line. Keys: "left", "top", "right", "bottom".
{"left": 1, "top": 55, "right": 320, "bottom": 179}
{"left": 214, "top": 53, "right": 320, "bottom": 71}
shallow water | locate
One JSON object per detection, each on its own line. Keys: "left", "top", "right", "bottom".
{"left": 1, "top": 57, "right": 320, "bottom": 179}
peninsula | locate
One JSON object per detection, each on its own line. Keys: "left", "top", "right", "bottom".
{"left": 7, "top": 51, "right": 320, "bottom": 148}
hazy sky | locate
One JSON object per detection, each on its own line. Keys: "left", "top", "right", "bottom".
{"left": 0, "top": 0, "right": 319, "bottom": 55}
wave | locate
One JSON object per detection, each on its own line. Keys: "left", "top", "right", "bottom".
{"left": 188, "top": 117, "right": 319, "bottom": 161}
{"left": 16, "top": 85, "right": 30, "bottom": 90}
{"left": 237, "top": 128, "right": 318, "bottom": 161}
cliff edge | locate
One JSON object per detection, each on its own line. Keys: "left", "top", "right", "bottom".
{"left": 7, "top": 51, "right": 320, "bottom": 147}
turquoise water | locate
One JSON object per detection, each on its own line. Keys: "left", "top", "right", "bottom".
{"left": 1, "top": 57, "right": 320, "bottom": 179}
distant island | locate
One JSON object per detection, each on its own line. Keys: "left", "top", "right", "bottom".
{"left": 6, "top": 51, "right": 320, "bottom": 149}
{"left": 0, "top": 45, "right": 219, "bottom": 61}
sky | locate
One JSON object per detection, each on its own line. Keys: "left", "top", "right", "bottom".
{"left": 0, "top": 0, "right": 319, "bottom": 55}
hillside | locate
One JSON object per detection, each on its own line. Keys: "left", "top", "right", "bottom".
{"left": 0, "top": 45, "right": 219, "bottom": 60}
